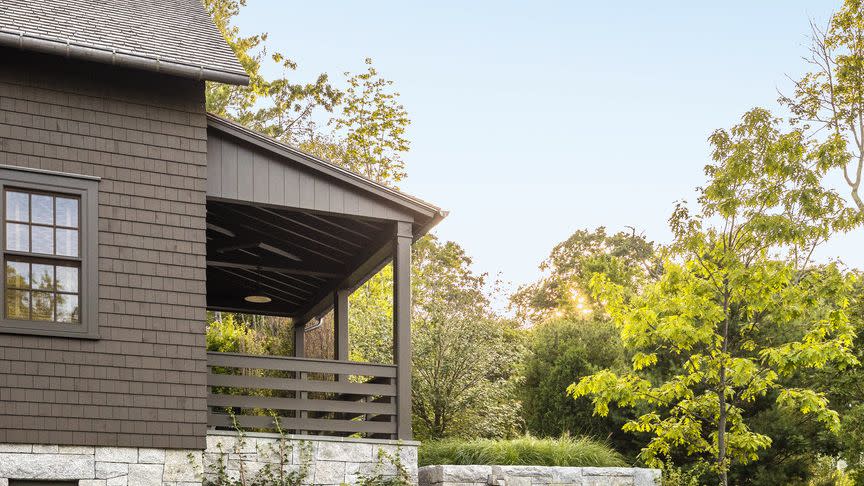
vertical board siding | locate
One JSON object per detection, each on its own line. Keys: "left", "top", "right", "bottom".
{"left": 0, "top": 49, "right": 209, "bottom": 450}
{"left": 206, "top": 129, "right": 415, "bottom": 223}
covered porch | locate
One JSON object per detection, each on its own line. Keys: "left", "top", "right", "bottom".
{"left": 203, "top": 114, "right": 445, "bottom": 441}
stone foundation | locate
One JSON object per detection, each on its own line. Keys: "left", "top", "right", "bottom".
{"left": 418, "top": 465, "right": 661, "bottom": 486}
{"left": 0, "top": 444, "right": 200, "bottom": 485}
{"left": 0, "top": 433, "right": 418, "bottom": 485}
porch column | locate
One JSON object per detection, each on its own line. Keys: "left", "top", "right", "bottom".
{"left": 334, "top": 289, "right": 350, "bottom": 384}
{"left": 393, "top": 221, "right": 412, "bottom": 440}
{"left": 293, "top": 321, "right": 305, "bottom": 358}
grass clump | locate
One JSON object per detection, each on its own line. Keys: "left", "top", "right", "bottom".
{"left": 418, "top": 436, "right": 627, "bottom": 468}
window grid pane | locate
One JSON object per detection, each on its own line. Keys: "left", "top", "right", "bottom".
{"left": 3, "top": 188, "right": 82, "bottom": 325}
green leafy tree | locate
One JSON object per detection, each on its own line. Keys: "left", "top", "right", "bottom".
{"left": 521, "top": 318, "right": 642, "bottom": 456}
{"left": 511, "top": 227, "right": 659, "bottom": 324}
{"left": 570, "top": 109, "right": 859, "bottom": 486}
{"left": 348, "top": 236, "right": 524, "bottom": 440}
{"left": 782, "top": 0, "right": 864, "bottom": 218}
{"left": 204, "top": 0, "right": 341, "bottom": 144}
{"left": 411, "top": 236, "right": 524, "bottom": 439}
{"left": 302, "top": 58, "right": 410, "bottom": 187}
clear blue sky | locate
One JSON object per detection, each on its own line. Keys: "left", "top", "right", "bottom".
{"left": 236, "top": 1, "right": 864, "bottom": 306}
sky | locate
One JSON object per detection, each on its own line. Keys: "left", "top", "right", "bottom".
{"left": 236, "top": 1, "right": 864, "bottom": 309}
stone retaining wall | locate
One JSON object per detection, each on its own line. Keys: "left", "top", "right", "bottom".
{"left": 205, "top": 431, "right": 418, "bottom": 485}
{"left": 418, "top": 464, "right": 661, "bottom": 486}
{"left": 0, "top": 433, "right": 418, "bottom": 485}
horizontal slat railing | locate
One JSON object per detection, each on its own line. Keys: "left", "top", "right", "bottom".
{"left": 206, "top": 351, "right": 398, "bottom": 438}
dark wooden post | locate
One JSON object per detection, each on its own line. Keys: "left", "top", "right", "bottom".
{"left": 293, "top": 321, "right": 305, "bottom": 358}
{"left": 334, "top": 289, "right": 350, "bottom": 362}
{"left": 293, "top": 319, "right": 307, "bottom": 433}
{"left": 393, "top": 221, "right": 413, "bottom": 440}
{"left": 334, "top": 288, "right": 350, "bottom": 387}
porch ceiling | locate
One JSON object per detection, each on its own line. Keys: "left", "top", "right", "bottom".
{"left": 206, "top": 199, "right": 394, "bottom": 318}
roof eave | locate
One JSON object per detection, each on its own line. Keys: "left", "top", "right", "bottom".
{"left": 0, "top": 29, "right": 250, "bottom": 86}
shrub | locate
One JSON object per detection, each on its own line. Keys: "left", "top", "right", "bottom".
{"left": 418, "top": 436, "right": 626, "bottom": 468}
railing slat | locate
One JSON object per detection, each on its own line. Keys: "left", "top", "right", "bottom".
{"left": 208, "top": 393, "right": 397, "bottom": 415}
{"left": 208, "top": 373, "right": 396, "bottom": 396}
{"left": 207, "top": 351, "right": 396, "bottom": 377}
{"left": 206, "top": 351, "right": 397, "bottom": 438}
{"left": 208, "top": 413, "right": 397, "bottom": 435}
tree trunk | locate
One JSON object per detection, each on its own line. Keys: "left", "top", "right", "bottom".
{"left": 717, "top": 371, "right": 727, "bottom": 486}
{"left": 717, "top": 292, "right": 730, "bottom": 486}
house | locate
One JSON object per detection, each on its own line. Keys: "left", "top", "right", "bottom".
{"left": 0, "top": 1, "right": 444, "bottom": 484}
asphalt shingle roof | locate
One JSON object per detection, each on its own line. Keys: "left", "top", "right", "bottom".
{"left": 0, "top": 0, "right": 248, "bottom": 84}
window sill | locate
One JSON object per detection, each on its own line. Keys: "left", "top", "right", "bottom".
{"left": 0, "top": 319, "right": 99, "bottom": 339}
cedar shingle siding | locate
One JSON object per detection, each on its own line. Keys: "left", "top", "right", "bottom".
{"left": 0, "top": 49, "right": 209, "bottom": 449}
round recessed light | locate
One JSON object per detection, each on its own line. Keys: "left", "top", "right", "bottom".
{"left": 244, "top": 294, "right": 272, "bottom": 304}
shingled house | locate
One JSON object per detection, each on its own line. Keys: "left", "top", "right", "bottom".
{"left": 0, "top": 1, "right": 444, "bottom": 484}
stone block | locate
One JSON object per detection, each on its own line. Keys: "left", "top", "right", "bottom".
{"left": 164, "top": 449, "right": 201, "bottom": 482}
{"left": 106, "top": 476, "right": 127, "bottom": 486}
{"left": 95, "top": 447, "right": 138, "bottom": 463}
{"left": 32, "top": 444, "right": 59, "bottom": 453}
{"left": 96, "top": 461, "right": 129, "bottom": 479}
{"left": 551, "top": 466, "right": 584, "bottom": 484}
{"left": 633, "top": 468, "right": 662, "bottom": 486}
{"left": 79, "top": 481, "right": 107, "bottom": 486}
{"left": 127, "top": 463, "right": 163, "bottom": 486}
{"left": 59, "top": 445, "right": 96, "bottom": 455}
{"left": 313, "top": 460, "right": 346, "bottom": 485}
{"left": 138, "top": 448, "right": 165, "bottom": 464}
{"left": 291, "top": 440, "right": 316, "bottom": 467}
{"left": 317, "top": 441, "right": 373, "bottom": 463}
{"left": 0, "top": 452, "right": 94, "bottom": 479}
{"left": 441, "top": 465, "right": 493, "bottom": 482}
{"left": 0, "top": 444, "right": 32, "bottom": 453}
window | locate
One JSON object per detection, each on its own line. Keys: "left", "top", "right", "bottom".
{"left": 0, "top": 166, "right": 98, "bottom": 338}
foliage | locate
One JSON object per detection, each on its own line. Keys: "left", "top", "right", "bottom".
{"left": 417, "top": 436, "right": 627, "bottom": 468}
{"left": 410, "top": 236, "right": 525, "bottom": 440}
{"left": 570, "top": 109, "right": 859, "bottom": 486}
{"left": 817, "top": 276, "right": 864, "bottom": 484}
{"left": 355, "top": 447, "right": 414, "bottom": 486}
{"left": 806, "top": 455, "right": 855, "bottom": 486}
{"left": 781, "top": 0, "right": 864, "bottom": 217}
{"left": 520, "top": 318, "right": 639, "bottom": 456}
{"left": 303, "top": 58, "right": 411, "bottom": 187}
{"left": 202, "top": 413, "right": 312, "bottom": 486}
{"left": 511, "top": 227, "right": 659, "bottom": 324}
{"left": 203, "top": 0, "right": 341, "bottom": 145}
{"left": 347, "top": 264, "right": 395, "bottom": 365}
{"left": 206, "top": 312, "right": 294, "bottom": 356}
{"left": 659, "top": 459, "right": 713, "bottom": 486}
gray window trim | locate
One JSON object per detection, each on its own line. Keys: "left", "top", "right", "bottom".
{"left": 0, "top": 167, "right": 99, "bottom": 339}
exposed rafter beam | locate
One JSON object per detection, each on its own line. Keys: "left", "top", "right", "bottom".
{"left": 207, "top": 260, "right": 341, "bottom": 279}
{"left": 295, "top": 232, "right": 395, "bottom": 325}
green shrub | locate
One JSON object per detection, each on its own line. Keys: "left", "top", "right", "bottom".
{"left": 418, "top": 436, "right": 627, "bottom": 468}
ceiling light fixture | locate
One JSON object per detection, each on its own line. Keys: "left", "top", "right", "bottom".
{"left": 244, "top": 266, "right": 272, "bottom": 304}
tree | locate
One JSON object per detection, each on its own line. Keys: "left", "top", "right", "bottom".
{"left": 782, "top": 0, "right": 864, "bottom": 218}
{"left": 411, "top": 236, "right": 524, "bottom": 439}
{"left": 570, "top": 109, "right": 859, "bottom": 486}
{"left": 203, "top": 0, "right": 341, "bottom": 145}
{"left": 303, "top": 58, "right": 410, "bottom": 187}
{"left": 521, "top": 318, "right": 643, "bottom": 456}
{"left": 510, "top": 227, "right": 659, "bottom": 324}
